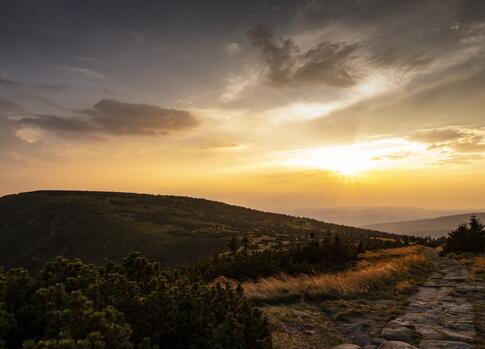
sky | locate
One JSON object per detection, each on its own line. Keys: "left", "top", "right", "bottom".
{"left": 1, "top": 0, "right": 485, "bottom": 211}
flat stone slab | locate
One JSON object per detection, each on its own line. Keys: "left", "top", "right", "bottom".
{"left": 439, "top": 329, "right": 474, "bottom": 342}
{"left": 378, "top": 341, "right": 418, "bottom": 349}
{"left": 455, "top": 284, "right": 485, "bottom": 293}
{"left": 381, "top": 326, "right": 414, "bottom": 341}
{"left": 419, "top": 340, "right": 473, "bottom": 349}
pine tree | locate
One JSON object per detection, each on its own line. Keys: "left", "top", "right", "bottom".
{"left": 445, "top": 215, "right": 485, "bottom": 253}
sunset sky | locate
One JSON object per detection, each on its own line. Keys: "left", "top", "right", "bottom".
{"left": 1, "top": 0, "right": 485, "bottom": 210}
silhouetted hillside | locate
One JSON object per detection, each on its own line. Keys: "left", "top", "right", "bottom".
{"left": 0, "top": 190, "right": 399, "bottom": 269}
{"left": 365, "top": 212, "right": 485, "bottom": 238}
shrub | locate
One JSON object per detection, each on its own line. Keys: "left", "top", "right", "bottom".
{"left": 444, "top": 215, "right": 485, "bottom": 253}
{"left": 184, "top": 235, "right": 359, "bottom": 281}
{"left": 0, "top": 254, "right": 272, "bottom": 349}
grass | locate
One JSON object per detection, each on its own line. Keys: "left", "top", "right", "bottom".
{"left": 470, "top": 255, "right": 485, "bottom": 280}
{"left": 244, "top": 246, "right": 431, "bottom": 303}
{"left": 250, "top": 246, "right": 434, "bottom": 349}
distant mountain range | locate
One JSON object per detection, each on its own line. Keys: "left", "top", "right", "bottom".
{"left": 286, "top": 207, "right": 475, "bottom": 227}
{"left": 0, "top": 190, "right": 397, "bottom": 269}
{"left": 364, "top": 212, "right": 485, "bottom": 238}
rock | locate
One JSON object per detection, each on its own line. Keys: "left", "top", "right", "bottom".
{"left": 331, "top": 344, "right": 361, "bottom": 349}
{"left": 442, "top": 276, "right": 468, "bottom": 282}
{"left": 439, "top": 329, "right": 474, "bottom": 342}
{"left": 377, "top": 341, "right": 418, "bottom": 349}
{"left": 381, "top": 326, "right": 414, "bottom": 341}
{"left": 415, "top": 325, "right": 445, "bottom": 340}
{"left": 419, "top": 340, "right": 473, "bottom": 349}
{"left": 371, "top": 338, "right": 387, "bottom": 345}
{"left": 388, "top": 318, "right": 414, "bottom": 328}
{"left": 364, "top": 345, "right": 378, "bottom": 349}
{"left": 456, "top": 284, "right": 485, "bottom": 293}
{"left": 404, "top": 312, "right": 439, "bottom": 326}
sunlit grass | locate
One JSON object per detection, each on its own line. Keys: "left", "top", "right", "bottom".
{"left": 243, "top": 246, "right": 430, "bottom": 303}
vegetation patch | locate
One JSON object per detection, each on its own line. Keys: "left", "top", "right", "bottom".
{"left": 254, "top": 246, "right": 434, "bottom": 348}
{"left": 0, "top": 253, "right": 272, "bottom": 349}
{"left": 243, "top": 246, "right": 431, "bottom": 303}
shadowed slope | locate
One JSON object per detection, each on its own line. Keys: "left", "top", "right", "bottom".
{"left": 0, "top": 190, "right": 395, "bottom": 269}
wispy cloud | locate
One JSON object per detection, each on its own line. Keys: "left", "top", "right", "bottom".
{"left": 62, "top": 66, "right": 106, "bottom": 79}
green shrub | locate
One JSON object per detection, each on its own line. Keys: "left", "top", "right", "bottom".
{"left": 0, "top": 254, "right": 272, "bottom": 349}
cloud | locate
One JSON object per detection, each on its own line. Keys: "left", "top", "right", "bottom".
{"left": 407, "top": 126, "right": 485, "bottom": 165}
{"left": 409, "top": 128, "right": 468, "bottom": 143}
{"left": 200, "top": 143, "right": 240, "bottom": 150}
{"left": 0, "top": 78, "right": 71, "bottom": 91}
{"left": 62, "top": 66, "right": 106, "bottom": 79}
{"left": 247, "top": 23, "right": 358, "bottom": 88}
{"left": 17, "top": 99, "right": 198, "bottom": 137}
{"left": 0, "top": 99, "right": 22, "bottom": 113}
{"left": 0, "top": 98, "right": 53, "bottom": 164}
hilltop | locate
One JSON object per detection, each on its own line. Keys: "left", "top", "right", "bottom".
{"left": 0, "top": 190, "right": 397, "bottom": 269}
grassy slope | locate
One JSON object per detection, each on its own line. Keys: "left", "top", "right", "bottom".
{"left": 249, "top": 246, "right": 434, "bottom": 349}
{"left": 0, "top": 190, "right": 395, "bottom": 269}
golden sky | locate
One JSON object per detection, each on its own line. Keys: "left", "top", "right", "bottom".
{"left": 1, "top": 1, "right": 485, "bottom": 211}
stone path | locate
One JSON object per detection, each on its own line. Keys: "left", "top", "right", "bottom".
{"left": 332, "top": 251, "right": 484, "bottom": 349}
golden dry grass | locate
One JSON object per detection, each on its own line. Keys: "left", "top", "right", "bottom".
{"left": 472, "top": 255, "right": 485, "bottom": 269}
{"left": 243, "top": 246, "right": 429, "bottom": 303}
{"left": 471, "top": 255, "right": 485, "bottom": 280}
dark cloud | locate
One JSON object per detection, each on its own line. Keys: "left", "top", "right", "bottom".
{"left": 18, "top": 114, "right": 94, "bottom": 134}
{"left": 409, "top": 129, "right": 467, "bottom": 143}
{"left": 18, "top": 99, "right": 198, "bottom": 137}
{"left": 0, "top": 98, "right": 22, "bottom": 113}
{"left": 248, "top": 23, "right": 358, "bottom": 88}
{"left": 425, "top": 132, "right": 485, "bottom": 153}
{"left": 0, "top": 78, "right": 71, "bottom": 91}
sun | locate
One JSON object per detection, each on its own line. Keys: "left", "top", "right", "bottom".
{"left": 281, "top": 139, "right": 427, "bottom": 177}
{"left": 330, "top": 161, "right": 369, "bottom": 176}
{"left": 317, "top": 149, "right": 374, "bottom": 176}
{"left": 282, "top": 144, "right": 377, "bottom": 177}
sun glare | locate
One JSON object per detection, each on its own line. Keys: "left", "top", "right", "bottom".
{"left": 281, "top": 139, "right": 427, "bottom": 177}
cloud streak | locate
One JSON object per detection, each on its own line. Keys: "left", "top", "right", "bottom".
{"left": 0, "top": 78, "right": 71, "bottom": 91}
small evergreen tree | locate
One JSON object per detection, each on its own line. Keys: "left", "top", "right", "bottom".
{"left": 444, "top": 215, "right": 485, "bottom": 253}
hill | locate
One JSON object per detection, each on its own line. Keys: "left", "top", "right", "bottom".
{"left": 0, "top": 190, "right": 398, "bottom": 269}
{"left": 286, "top": 206, "right": 468, "bottom": 227}
{"left": 365, "top": 212, "right": 485, "bottom": 238}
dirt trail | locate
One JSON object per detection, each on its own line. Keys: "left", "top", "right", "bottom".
{"left": 334, "top": 249, "right": 484, "bottom": 349}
